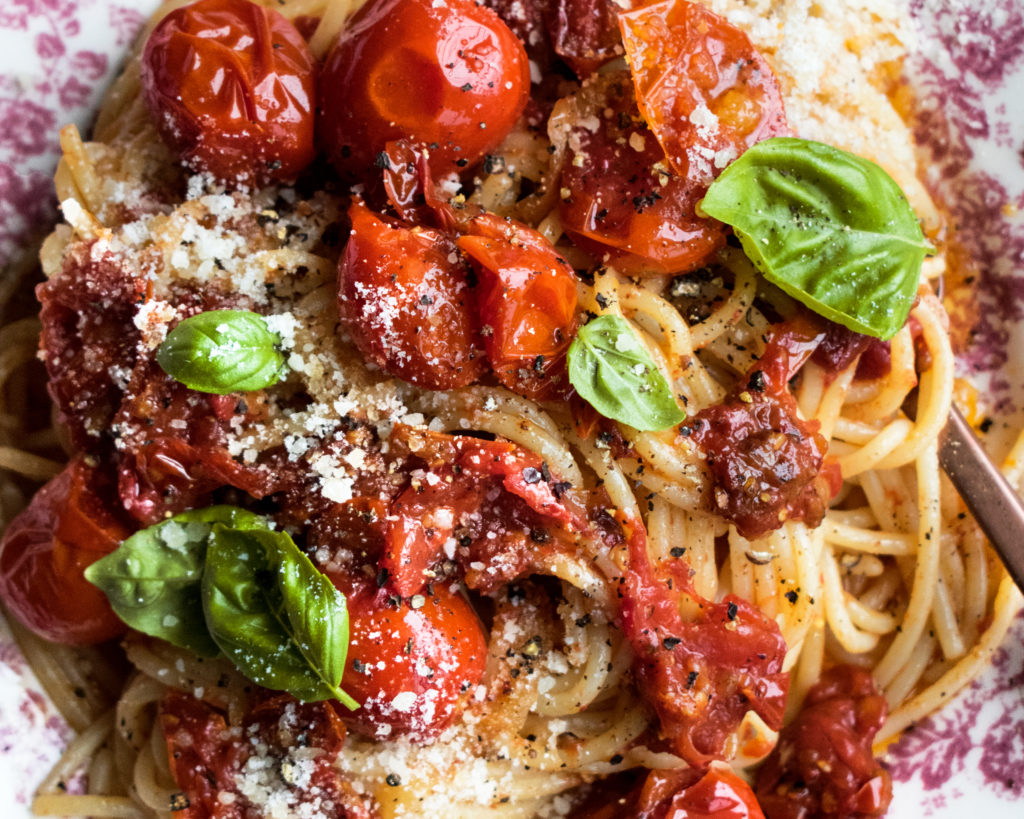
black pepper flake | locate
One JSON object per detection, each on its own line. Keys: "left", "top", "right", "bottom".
{"left": 522, "top": 466, "right": 543, "bottom": 484}
{"left": 670, "top": 546, "right": 686, "bottom": 558}
{"left": 575, "top": 614, "right": 592, "bottom": 627}
{"left": 686, "top": 670, "right": 698, "bottom": 689}
{"left": 266, "top": 159, "right": 282, "bottom": 171}
{"left": 456, "top": 158, "right": 469, "bottom": 167}
{"left": 540, "top": 461, "right": 551, "bottom": 482}
{"left": 609, "top": 754, "right": 624, "bottom": 765}
{"left": 980, "top": 417, "right": 994, "bottom": 433}
{"left": 374, "top": 151, "right": 392, "bottom": 169}
{"left": 353, "top": 658, "right": 367, "bottom": 674}
{"left": 386, "top": 773, "right": 402, "bottom": 787}
{"left": 460, "top": 82, "right": 473, "bottom": 91}
{"left": 726, "top": 602, "right": 738, "bottom": 621}
{"left": 376, "top": 567, "right": 390, "bottom": 588}
{"left": 169, "top": 793, "right": 191, "bottom": 811}
{"left": 419, "top": 294, "right": 435, "bottom": 305}
{"left": 530, "top": 527, "right": 550, "bottom": 543}
{"left": 532, "top": 354, "right": 546, "bottom": 373}
{"left": 747, "top": 370, "right": 766, "bottom": 392}
{"left": 595, "top": 292, "right": 610, "bottom": 309}
{"left": 662, "top": 636, "right": 682, "bottom": 650}
{"left": 551, "top": 481, "right": 571, "bottom": 498}
{"left": 784, "top": 590, "right": 798, "bottom": 604}
{"left": 678, "top": 425, "right": 692, "bottom": 437}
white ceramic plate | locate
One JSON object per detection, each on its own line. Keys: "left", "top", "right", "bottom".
{"left": 1, "top": 0, "right": 1023, "bottom": 815}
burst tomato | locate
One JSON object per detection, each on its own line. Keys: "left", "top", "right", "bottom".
{"left": 558, "top": 73, "right": 727, "bottom": 275}
{"left": 618, "top": 0, "right": 788, "bottom": 182}
{"left": 337, "top": 200, "right": 485, "bottom": 390}
{"left": 318, "top": 0, "right": 529, "bottom": 180}
{"left": 141, "top": 0, "right": 316, "bottom": 186}
{"left": 333, "top": 579, "right": 488, "bottom": 741}
{"left": 457, "top": 214, "right": 578, "bottom": 399}
{"left": 0, "top": 457, "right": 129, "bottom": 644}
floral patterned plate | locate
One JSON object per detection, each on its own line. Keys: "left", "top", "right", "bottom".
{"left": 1, "top": 0, "right": 1023, "bottom": 815}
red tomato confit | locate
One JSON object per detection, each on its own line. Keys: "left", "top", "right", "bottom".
{"left": 319, "top": 0, "right": 530, "bottom": 179}
{"left": 141, "top": 0, "right": 316, "bottom": 187}
{"left": 0, "top": 456, "right": 128, "bottom": 644}
{"left": 338, "top": 200, "right": 485, "bottom": 390}
{"left": 332, "top": 578, "right": 488, "bottom": 741}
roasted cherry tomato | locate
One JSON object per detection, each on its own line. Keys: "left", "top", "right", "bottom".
{"left": 0, "top": 457, "right": 129, "bottom": 644}
{"left": 338, "top": 200, "right": 485, "bottom": 390}
{"left": 618, "top": 0, "right": 788, "bottom": 182}
{"left": 318, "top": 0, "right": 529, "bottom": 179}
{"left": 558, "top": 73, "right": 726, "bottom": 275}
{"left": 333, "top": 579, "right": 488, "bottom": 741}
{"left": 619, "top": 519, "right": 788, "bottom": 767}
{"left": 457, "top": 213, "right": 578, "bottom": 399}
{"left": 141, "top": 0, "right": 316, "bottom": 187}
{"left": 549, "top": 0, "right": 626, "bottom": 77}
{"left": 755, "top": 666, "right": 892, "bottom": 819}
{"left": 579, "top": 767, "right": 765, "bottom": 819}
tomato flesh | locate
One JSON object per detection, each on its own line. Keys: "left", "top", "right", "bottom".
{"left": 755, "top": 666, "right": 892, "bottom": 818}
{"left": 141, "top": 0, "right": 316, "bottom": 187}
{"left": 319, "top": 0, "right": 529, "bottom": 180}
{"left": 558, "top": 73, "right": 727, "bottom": 275}
{"left": 0, "top": 457, "right": 129, "bottom": 644}
{"left": 338, "top": 200, "right": 485, "bottom": 390}
{"left": 335, "top": 580, "right": 488, "bottom": 741}
{"left": 618, "top": 0, "right": 788, "bottom": 183}
{"left": 619, "top": 518, "right": 789, "bottom": 766}
{"left": 458, "top": 213, "right": 578, "bottom": 399}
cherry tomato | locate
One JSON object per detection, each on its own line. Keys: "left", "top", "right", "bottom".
{"left": 586, "top": 767, "right": 765, "bottom": 819}
{"left": 558, "top": 73, "right": 726, "bottom": 275}
{"left": 0, "top": 457, "right": 129, "bottom": 644}
{"left": 549, "top": 0, "right": 625, "bottom": 77}
{"left": 318, "top": 0, "right": 529, "bottom": 179}
{"left": 617, "top": 0, "right": 788, "bottom": 183}
{"left": 619, "top": 518, "right": 788, "bottom": 767}
{"left": 141, "top": 0, "right": 316, "bottom": 187}
{"left": 334, "top": 580, "right": 488, "bottom": 741}
{"left": 457, "top": 213, "right": 578, "bottom": 399}
{"left": 338, "top": 200, "right": 485, "bottom": 390}
{"left": 755, "top": 666, "right": 892, "bottom": 819}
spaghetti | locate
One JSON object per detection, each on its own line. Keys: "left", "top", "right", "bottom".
{"left": 0, "top": 0, "right": 1021, "bottom": 817}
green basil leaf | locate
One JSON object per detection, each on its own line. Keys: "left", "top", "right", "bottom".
{"left": 700, "top": 137, "right": 931, "bottom": 340}
{"left": 84, "top": 506, "right": 271, "bottom": 657}
{"left": 156, "top": 309, "right": 286, "bottom": 394}
{"left": 202, "top": 526, "right": 357, "bottom": 707}
{"left": 567, "top": 314, "right": 686, "bottom": 431}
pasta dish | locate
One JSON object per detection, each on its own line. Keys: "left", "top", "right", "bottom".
{"left": 0, "top": 0, "right": 1021, "bottom": 817}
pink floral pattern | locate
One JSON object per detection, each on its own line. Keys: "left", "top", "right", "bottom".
{"left": 1, "top": 1, "right": 1024, "bottom": 817}
{"left": 0, "top": 0, "right": 145, "bottom": 270}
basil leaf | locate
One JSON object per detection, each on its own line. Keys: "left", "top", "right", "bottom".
{"left": 700, "top": 137, "right": 931, "bottom": 340}
{"left": 156, "top": 309, "right": 286, "bottom": 394}
{"left": 202, "top": 526, "right": 358, "bottom": 707}
{"left": 568, "top": 314, "right": 686, "bottom": 431}
{"left": 84, "top": 506, "right": 271, "bottom": 657}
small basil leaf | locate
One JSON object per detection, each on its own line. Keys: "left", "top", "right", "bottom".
{"left": 202, "top": 527, "right": 357, "bottom": 708}
{"left": 84, "top": 506, "right": 271, "bottom": 657}
{"left": 568, "top": 314, "right": 686, "bottom": 431}
{"left": 700, "top": 137, "right": 931, "bottom": 340}
{"left": 156, "top": 309, "right": 286, "bottom": 394}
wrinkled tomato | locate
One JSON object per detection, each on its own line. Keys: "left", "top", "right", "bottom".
{"left": 457, "top": 213, "right": 578, "bottom": 399}
{"left": 690, "top": 319, "right": 838, "bottom": 539}
{"left": 160, "top": 690, "right": 364, "bottom": 819}
{"left": 332, "top": 579, "right": 487, "bottom": 741}
{"left": 579, "top": 767, "right": 765, "bottom": 819}
{"left": 380, "top": 427, "right": 586, "bottom": 596}
{"left": 557, "top": 73, "right": 726, "bottom": 275}
{"left": 337, "top": 200, "right": 485, "bottom": 390}
{"left": 319, "top": 0, "right": 529, "bottom": 180}
{"left": 618, "top": 0, "right": 788, "bottom": 183}
{"left": 619, "top": 518, "right": 789, "bottom": 767}
{"left": 755, "top": 666, "right": 892, "bottom": 819}
{"left": 141, "top": 0, "right": 316, "bottom": 187}
{"left": 549, "top": 0, "right": 629, "bottom": 77}
{"left": 0, "top": 457, "right": 129, "bottom": 644}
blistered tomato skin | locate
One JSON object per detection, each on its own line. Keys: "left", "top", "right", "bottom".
{"left": 0, "top": 457, "right": 129, "bottom": 645}
{"left": 338, "top": 200, "right": 486, "bottom": 390}
{"left": 332, "top": 579, "right": 488, "bottom": 741}
{"left": 141, "top": 0, "right": 316, "bottom": 187}
{"left": 318, "top": 0, "right": 530, "bottom": 180}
